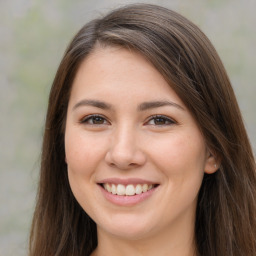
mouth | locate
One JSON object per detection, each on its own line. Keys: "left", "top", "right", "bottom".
{"left": 97, "top": 178, "right": 160, "bottom": 206}
{"left": 99, "top": 183, "right": 159, "bottom": 196}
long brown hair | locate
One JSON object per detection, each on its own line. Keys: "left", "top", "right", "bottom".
{"left": 29, "top": 4, "right": 256, "bottom": 255}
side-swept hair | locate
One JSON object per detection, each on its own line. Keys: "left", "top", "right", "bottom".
{"left": 29, "top": 4, "right": 256, "bottom": 256}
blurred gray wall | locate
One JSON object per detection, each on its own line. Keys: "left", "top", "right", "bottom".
{"left": 0, "top": 0, "right": 255, "bottom": 255}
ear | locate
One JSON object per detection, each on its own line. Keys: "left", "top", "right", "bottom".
{"left": 204, "top": 150, "right": 220, "bottom": 174}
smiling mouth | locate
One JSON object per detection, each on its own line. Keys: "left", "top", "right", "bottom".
{"left": 100, "top": 183, "right": 158, "bottom": 196}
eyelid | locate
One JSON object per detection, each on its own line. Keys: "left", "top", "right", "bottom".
{"left": 144, "top": 114, "right": 177, "bottom": 126}
{"left": 79, "top": 114, "right": 110, "bottom": 125}
{"left": 79, "top": 114, "right": 176, "bottom": 126}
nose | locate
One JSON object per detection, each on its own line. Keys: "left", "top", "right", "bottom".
{"left": 105, "top": 126, "right": 146, "bottom": 170}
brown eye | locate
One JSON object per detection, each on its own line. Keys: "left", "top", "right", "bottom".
{"left": 146, "top": 115, "right": 176, "bottom": 126}
{"left": 81, "top": 115, "right": 109, "bottom": 125}
{"left": 91, "top": 116, "right": 105, "bottom": 124}
{"left": 154, "top": 117, "right": 168, "bottom": 125}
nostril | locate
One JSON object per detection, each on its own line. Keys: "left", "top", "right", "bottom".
{"left": 105, "top": 149, "right": 147, "bottom": 170}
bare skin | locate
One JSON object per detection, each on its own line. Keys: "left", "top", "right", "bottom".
{"left": 65, "top": 46, "right": 218, "bottom": 256}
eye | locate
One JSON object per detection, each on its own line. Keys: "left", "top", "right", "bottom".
{"left": 145, "top": 115, "right": 176, "bottom": 126}
{"left": 80, "top": 115, "right": 110, "bottom": 125}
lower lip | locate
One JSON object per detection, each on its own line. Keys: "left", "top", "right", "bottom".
{"left": 98, "top": 185, "right": 158, "bottom": 206}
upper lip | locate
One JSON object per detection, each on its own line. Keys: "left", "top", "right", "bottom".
{"left": 98, "top": 178, "right": 159, "bottom": 185}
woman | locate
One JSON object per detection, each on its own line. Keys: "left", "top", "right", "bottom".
{"left": 29, "top": 4, "right": 256, "bottom": 256}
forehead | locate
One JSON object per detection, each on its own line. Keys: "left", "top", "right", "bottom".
{"left": 69, "top": 46, "right": 184, "bottom": 107}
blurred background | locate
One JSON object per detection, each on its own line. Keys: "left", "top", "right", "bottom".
{"left": 0, "top": 0, "right": 255, "bottom": 255}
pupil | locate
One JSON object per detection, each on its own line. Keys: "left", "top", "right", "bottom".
{"left": 93, "top": 116, "right": 103, "bottom": 124}
{"left": 155, "top": 118, "right": 165, "bottom": 125}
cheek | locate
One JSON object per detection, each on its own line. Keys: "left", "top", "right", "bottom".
{"left": 150, "top": 131, "right": 206, "bottom": 172}
{"left": 65, "top": 131, "right": 103, "bottom": 214}
{"left": 65, "top": 129, "right": 106, "bottom": 176}
{"left": 153, "top": 132, "right": 206, "bottom": 211}
{"left": 146, "top": 130, "right": 206, "bottom": 199}
{"left": 65, "top": 135, "right": 92, "bottom": 198}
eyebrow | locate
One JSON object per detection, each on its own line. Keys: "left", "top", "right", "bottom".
{"left": 72, "top": 99, "right": 112, "bottom": 111}
{"left": 72, "top": 99, "right": 184, "bottom": 111}
{"left": 137, "top": 101, "right": 185, "bottom": 111}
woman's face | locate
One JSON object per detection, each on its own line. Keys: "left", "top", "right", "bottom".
{"left": 65, "top": 47, "right": 217, "bottom": 240}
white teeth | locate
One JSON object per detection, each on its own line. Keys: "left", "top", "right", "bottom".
{"left": 111, "top": 184, "right": 117, "bottom": 195}
{"left": 117, "top": 184, "right": 126, "bottom": 195}
{"left": 126, "top": 184, "right": 135, "bottom": 196}
{"left": 142, "top": 184, "right": 148, "bottom": 192}
{"left": 103, "top": 183, "right": 155, "bottom": 196}
{"left": 105, "top": 183, "right": 111, "bottom": 192}
{"left": 135, "top": 184, "right": 142, "bottom": 195}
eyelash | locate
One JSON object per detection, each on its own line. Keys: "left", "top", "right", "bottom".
{"left": 145, "top": 115, "right": 176, "bottom": 126}
{"left": 80, "top": 114, "right": 176, "bottom": 126}
{"left": 80, "top": 114, "right": 110, "bottom": 125}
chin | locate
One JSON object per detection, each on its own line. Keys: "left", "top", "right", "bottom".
{"left": 97, "top": 215, "right": 155, "bottom": 240}
{"left": 106, "top": 227, "right": 153, "bottom": 241}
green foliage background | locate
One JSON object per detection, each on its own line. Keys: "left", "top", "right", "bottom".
{"left": 0, "top": 0, "right": 255, "bottom": 255}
